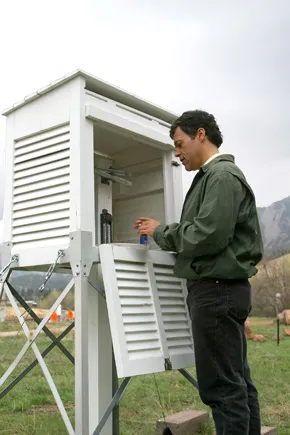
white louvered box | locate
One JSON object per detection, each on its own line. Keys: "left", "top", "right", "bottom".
{"left": 2, "top": 70, "right": 183, "bottom": 267}
{"left": 2, "top": 70, "right": 195, "bottom": 379}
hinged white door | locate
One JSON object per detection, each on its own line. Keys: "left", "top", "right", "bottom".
{"left": 99, "top": 245, "right": 195, "bottom": 378}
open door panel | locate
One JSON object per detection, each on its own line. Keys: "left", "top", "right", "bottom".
{"left": 99, "top": 244, "right": 195, "bottom": 378}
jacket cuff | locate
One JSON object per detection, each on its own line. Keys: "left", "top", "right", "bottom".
{"left": 153, "top": 224, "right": 167, "bottom": 246}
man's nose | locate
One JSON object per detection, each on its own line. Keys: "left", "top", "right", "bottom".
{"left": 175, "top": 148, "right": 181, "bottom": 158}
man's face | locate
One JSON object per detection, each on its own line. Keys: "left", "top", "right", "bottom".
{"left": 173, "top": 127, "right": 204, "bottom": 171}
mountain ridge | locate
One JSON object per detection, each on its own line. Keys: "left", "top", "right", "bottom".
{"left": 257, "top": 195, "right": 290, "bottom": 259}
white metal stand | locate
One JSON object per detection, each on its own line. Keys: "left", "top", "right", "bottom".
{"left": 0, "top": 239, "right": 199, "bottom": 435}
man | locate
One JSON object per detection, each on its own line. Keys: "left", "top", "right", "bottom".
{"left": 136, "top": 110, "right": 263, "bottom": 435}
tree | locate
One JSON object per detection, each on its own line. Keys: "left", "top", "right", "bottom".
{"left": 39, "top": 289, "right": 74, "bottom": 310}
{"left": 251, "top": 255, "right": 290, "bottom": 316}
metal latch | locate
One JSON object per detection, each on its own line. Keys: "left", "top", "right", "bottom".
{"left": 164, "top": 358, "right": 172, "bottom": 371}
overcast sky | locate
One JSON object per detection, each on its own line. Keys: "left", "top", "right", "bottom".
{"left": 0, "top": 0, "right": 289, "bottom": 242}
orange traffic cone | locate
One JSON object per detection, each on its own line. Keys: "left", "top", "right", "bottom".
{"left": 67, "top": 309, "right": 74, "bottom": 321}
{"left": 50, "top": 311, "right": 58, "bottom": 322}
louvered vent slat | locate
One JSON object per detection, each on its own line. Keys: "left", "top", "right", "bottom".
{"left": 14, "top": 167, "right": 70, "bottom": 188}
{"left": 127, "top": 341, "right": 160, "bottom": 352}
{"left": 13, "top": 193, "right": 70, "bottom": 211}
{"left": 14, "top": 132, "right": 70, "bottom": 157}
{"left": 14, "top": 125, "right": 70, "bottom": 149}
{"left": 12, "top": 218, "right": 70, "bottom": 235}
{"left": 14, "top": 159, "right": 69, "bottom": 180}
{"left": 14, "top": 175, "right": 70, "bottom": 195}
{"left": 14, "top": 142, "right": 69, "bottom": 164}
{"left": 120, "top": 297, "right": 152, "bottom": 305}
{"left": 119, "top": 290, "right": 152, "bottom": 298}
{"left": 14, "top": 150, "right": 70, "bottom": 172}
{"left": 122, "top": 314, "right": 156, "bottom": 324}
{"left": 160, "top": 300, "right": 185, "bottom": 306}
{"left": 12, "top": 124, "right": 71, "bottom": 248}
{"left": 13, "top": 202, "right": 70, "bottom": 219}
{"left": 13, "top": 228, "right": 70, "bottom": 243}
{"left": 126, "top": 331, "right": 159, "bottom": 342}
{"left": 13, "top": 210, "right": 70, "bottom": 228}
{"left": 158, "top": 292, "right": 183, "bottom": 298}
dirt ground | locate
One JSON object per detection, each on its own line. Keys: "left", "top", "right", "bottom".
{"left": 4, "top": 306, "right": 50, "bottom": 320}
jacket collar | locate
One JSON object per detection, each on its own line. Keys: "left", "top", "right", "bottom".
{"left": 200, "top": 154, "right": 235, "bottom": 173}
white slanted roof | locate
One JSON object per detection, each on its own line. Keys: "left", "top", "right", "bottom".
{"left": 2, "top": 69, "right": 177, "bottom": 124}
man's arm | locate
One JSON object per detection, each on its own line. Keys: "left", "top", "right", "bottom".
{"left": 153, "top": 171, "right": 244, "bottom": 257}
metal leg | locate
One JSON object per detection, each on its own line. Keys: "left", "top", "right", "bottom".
{"left": 74, "top": 276, "right": 90, "bottom": 435}
{"left": 75, "top": 272, "right": 113, "bottom": 435}
{"left": 92, "top": 377, "right": 132, "bottom": 435}
{"left": 69, "top": 231, "right": 113, "bottom": 435}
{"left": 3, "top": 282, "right": 75, "bottom": 435}
{"left": 0, "top": 322, "right": 74, "bottom": 399}
{"left": 178, "top": 368, "right": 199, "bottom": 390}
{"left": 6, "top": 281, "right": 75, "bottom": 364}
{"left": 89, "top": 264, "right": 113, "bottom": 435}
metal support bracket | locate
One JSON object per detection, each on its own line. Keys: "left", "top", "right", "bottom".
{"left": 0, "top": 242, "right": 18, "bottom": 285}
{"left": 0, "top": 243, "right": 18, "bottom": 318}
{"left": 88, "top": 277, "right": 106, "bottom": 298}
{"left": 0, "top": 242, "right": 16, "bottom": 271}
{"left": 68, "top": 231, "right": 94, "bottom": 277}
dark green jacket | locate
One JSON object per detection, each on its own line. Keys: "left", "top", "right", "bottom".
{"left": 153, "top": 154, "right": 263, "bottom": 280}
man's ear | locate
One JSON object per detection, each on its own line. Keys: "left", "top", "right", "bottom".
{"left": 196, "top": 127, "right": 206, "bottom": 142}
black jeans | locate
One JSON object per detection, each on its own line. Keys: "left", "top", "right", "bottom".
{"left": 187, "top": 278, "right": 261, "bottom": 435}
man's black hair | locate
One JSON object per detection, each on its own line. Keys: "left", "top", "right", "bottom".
{"left": 170, "top": 110, "right": 223, "bottom": 148}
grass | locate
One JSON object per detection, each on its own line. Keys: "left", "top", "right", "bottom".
{"left": 0, "top": 320, "right": 24, "bottom": 333}
{"left": 0, "top": 319, "right": 290, "bottom": 434}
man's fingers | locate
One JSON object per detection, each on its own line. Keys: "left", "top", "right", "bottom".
{"left": 135, "top": 218, "right": 149, "bottom": 228}
{"left": 136, "top": 217, "right": 150, "bottom": 223}
{"left": 135, "top": 217, "right": 154, "bottom": 236}
{"left": 135, "top": 222, "right": 147, "bottom": 229}
{"left": 137, "top": 223, "right": 149, "bottom": 234}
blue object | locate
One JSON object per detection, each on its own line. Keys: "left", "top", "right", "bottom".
{"left": 140, "top": 235, "right": 148, "bottom": 245}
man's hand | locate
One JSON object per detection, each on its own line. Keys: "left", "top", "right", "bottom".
{"left": 135, "top": 217, "right": 160, "bottom": 237}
